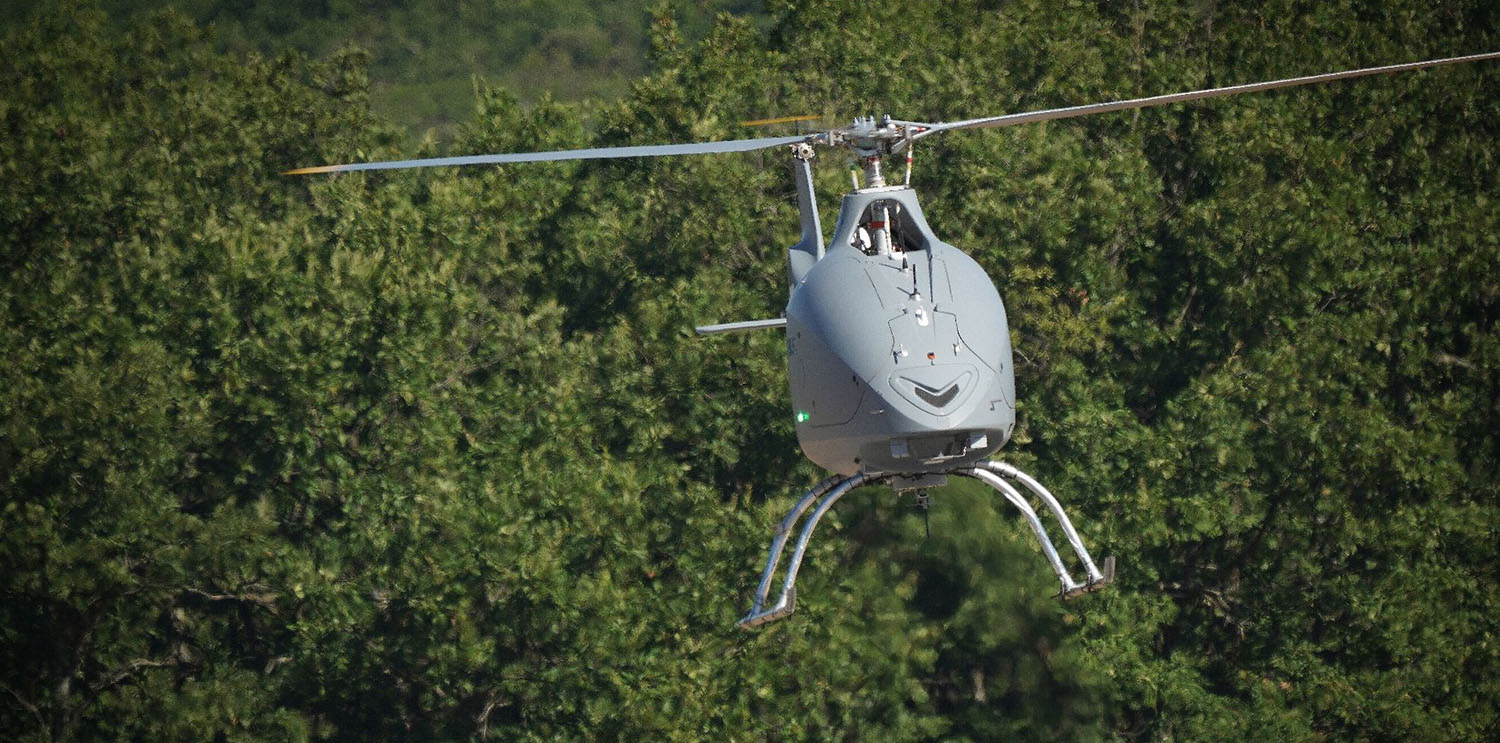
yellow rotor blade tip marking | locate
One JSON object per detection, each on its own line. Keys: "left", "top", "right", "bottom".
{"left": 740, "top": 114, "right": 820, "bottom": 127}
{"left": 282, "top": 164, "right": 343, "bottom": 176}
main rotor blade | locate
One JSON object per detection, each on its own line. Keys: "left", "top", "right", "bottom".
{"left": 284, "top": 133, "right": 815, "bottom": 175}
{"left": 914, "top": 51, "right": 1500, "bottom": 138}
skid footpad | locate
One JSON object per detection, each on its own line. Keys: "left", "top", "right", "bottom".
{"left": 1061, "top": 556, "right": 1116, "bottom": 601}
{"left": 738, "top": 588, "right": 796, "bottom": 630}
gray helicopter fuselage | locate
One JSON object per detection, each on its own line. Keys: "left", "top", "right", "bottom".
{"left": 785, "top": 186, "right": 1016, "bottom": 476}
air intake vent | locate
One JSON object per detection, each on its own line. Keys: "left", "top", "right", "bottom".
{"left": 914, "top": 383, "right": 960, "bottom": 407}
{"left": 889, "top": 364, "right": 976, "bottom": 414}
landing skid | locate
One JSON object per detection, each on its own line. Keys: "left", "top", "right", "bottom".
{"left": 738, "top": 461, "right": 1114, "bottom": 629}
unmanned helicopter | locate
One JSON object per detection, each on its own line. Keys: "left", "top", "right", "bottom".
{"left": 287, "top": 50, "right": 1500, "bottom": 628}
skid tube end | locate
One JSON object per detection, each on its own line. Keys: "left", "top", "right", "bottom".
{"left": 1062, "top": 556, "right": 1116, "bottom": 601}
{"left": 738, "top": 589, "right": 795, "bottom": 630}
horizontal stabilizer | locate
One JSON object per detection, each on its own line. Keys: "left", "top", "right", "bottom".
{"left": 694, "top": 318, "right": 788, "bottom": 336}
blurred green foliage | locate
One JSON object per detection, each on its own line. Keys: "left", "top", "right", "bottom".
{"left": 0, "top": 0, "right": 769, "bottom": 140}
{"left": 2, "top": 1, "right": 1498, "bottom": 741}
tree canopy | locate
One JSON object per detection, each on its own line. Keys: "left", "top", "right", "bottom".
{"left": 2, "top": 1, "right": 1498, "bottom": 741}
{"left": 0, "top": 0, "right": 771, "bottom": 137}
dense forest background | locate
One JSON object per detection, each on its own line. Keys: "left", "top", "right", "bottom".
{"left": 3, "top": 1, "right": 1498, "bottom": 741}
{"left": 0, "top": 0, "right": 769, "bottom": 138}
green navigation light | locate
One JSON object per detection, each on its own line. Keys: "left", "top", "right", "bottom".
{"left": 795, "top": 410, "right": 811, "bottom": 423}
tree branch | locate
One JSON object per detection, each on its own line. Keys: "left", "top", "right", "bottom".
{"left": 182, "top": 586, "right": 280, "bottom": 612}
{"left": 89, "top": 658, "right": 172, "bottom": 696}
{"left": 1, "top": 682, "right": 44, "bottom": 729}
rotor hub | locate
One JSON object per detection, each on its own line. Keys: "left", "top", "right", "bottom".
{"left": 820, "top": 115, "right": 928, "bottom": 190}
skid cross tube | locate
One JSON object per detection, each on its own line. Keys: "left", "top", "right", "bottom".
{"left": 739, "top": 472, "right": 895, "bottom": 628}
{"left": 976, "top": 461, "right": 1108, "bottom": 585}
{"left": 963, "top": 467, "right": 1084, "bottom": 594}
{"left": 958, "top": 466, "right": 1113, "bottom": 597}
{"left": 739, "top": 462, "right": 1113, "bottom": 628}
